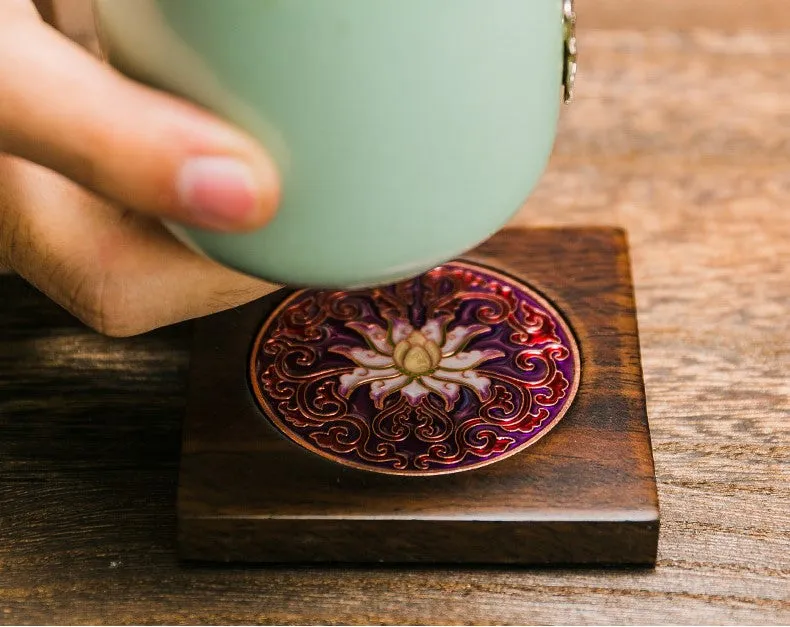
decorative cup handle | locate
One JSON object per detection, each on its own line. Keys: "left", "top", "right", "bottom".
{"left": 563, "top": 0, "right": 577, "bottom": 104}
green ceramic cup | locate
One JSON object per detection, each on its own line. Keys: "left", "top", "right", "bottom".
{"left": 94, "top": 0, "right": 567, "bottom": 288}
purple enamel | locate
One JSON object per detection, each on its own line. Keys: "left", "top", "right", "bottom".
{"left": 250, "top": 261, "right": 580, "bottom": 475}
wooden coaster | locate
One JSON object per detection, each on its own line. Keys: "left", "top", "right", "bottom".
{"left": 177, "top": 227, "right": 659, "bottom": 564}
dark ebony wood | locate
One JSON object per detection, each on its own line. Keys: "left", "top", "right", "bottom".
{"left": 178, "top": 228, "right": 659, "bottom": 564}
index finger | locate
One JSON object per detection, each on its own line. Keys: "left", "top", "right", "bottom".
{"left": 0, "top": 2, "right": 280, "bottom": 232}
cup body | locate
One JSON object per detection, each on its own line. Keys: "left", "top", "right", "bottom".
{"left": 94, "top": 0, "right": 564, "bottom": 287}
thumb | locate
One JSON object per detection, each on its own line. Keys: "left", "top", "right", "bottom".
{"left": 0, "top": 2, "right": 280, "bottom": 232}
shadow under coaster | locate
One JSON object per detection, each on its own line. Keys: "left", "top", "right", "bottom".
{"left": 177, "top": 227, "right": 659, "bottom": 565}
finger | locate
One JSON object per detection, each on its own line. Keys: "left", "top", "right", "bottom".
{"left": 0, "top": 4, "right": 279, "bottom": 233}
{"left": 1, "top": 155, "right": 279, "bottom": 337}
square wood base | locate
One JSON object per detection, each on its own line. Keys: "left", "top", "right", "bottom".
{"left": 177, "top": 227, "right": 659, "bottom": 565}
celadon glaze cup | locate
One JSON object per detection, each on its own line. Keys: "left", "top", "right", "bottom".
{"left": 93, "top": 0, "right": 573, "bottom": 288}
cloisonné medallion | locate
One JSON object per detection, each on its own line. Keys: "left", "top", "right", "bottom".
{"left": 249, "top": 262, "right": 580, "bottom": 475}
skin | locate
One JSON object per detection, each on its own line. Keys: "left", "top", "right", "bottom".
{"left": 0, "top": 0, "right": 282, "bottom": 337}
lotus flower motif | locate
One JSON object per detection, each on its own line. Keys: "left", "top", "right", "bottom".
{"left": 331, "top": 315, "right": 505, "bottom": 410}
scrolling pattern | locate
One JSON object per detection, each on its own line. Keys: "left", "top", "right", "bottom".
{"left": 250, "top": 262, "right": 579, "bottom": 475}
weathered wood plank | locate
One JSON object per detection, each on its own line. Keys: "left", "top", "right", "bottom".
{"left": 1, "top": 10, "right": 788, "bottom": 626}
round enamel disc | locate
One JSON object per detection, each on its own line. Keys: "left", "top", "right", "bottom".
{"left": 249, "top": 261, "right": 580, "bottom": 476}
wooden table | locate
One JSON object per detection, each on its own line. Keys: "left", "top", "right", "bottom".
{"left": 1, "top": 1, "right": 788, "bottom": 624}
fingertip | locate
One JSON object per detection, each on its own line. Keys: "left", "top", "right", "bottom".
{"left": 254, "top": 150, "right": 282, "bottom": 228}
{"left": 175, "top": 153, "right": 280, "bottom": 232}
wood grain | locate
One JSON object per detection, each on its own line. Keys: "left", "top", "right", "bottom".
{"left": 178, "top": 228, "right": 658, "bottom": 565}
{"left": 578, "top": 0, "right": 790, "bottom": 31}
{"left": 1, "top": 2, "right": 789, "bottom": 624}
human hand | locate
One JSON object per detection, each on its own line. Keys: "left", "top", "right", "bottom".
{"left": 0, "top": 0, "right": 281, "bottom": 336}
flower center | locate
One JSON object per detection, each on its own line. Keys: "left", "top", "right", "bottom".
{"left": 393, "top": 330, "right": 442, "bottom": 376}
